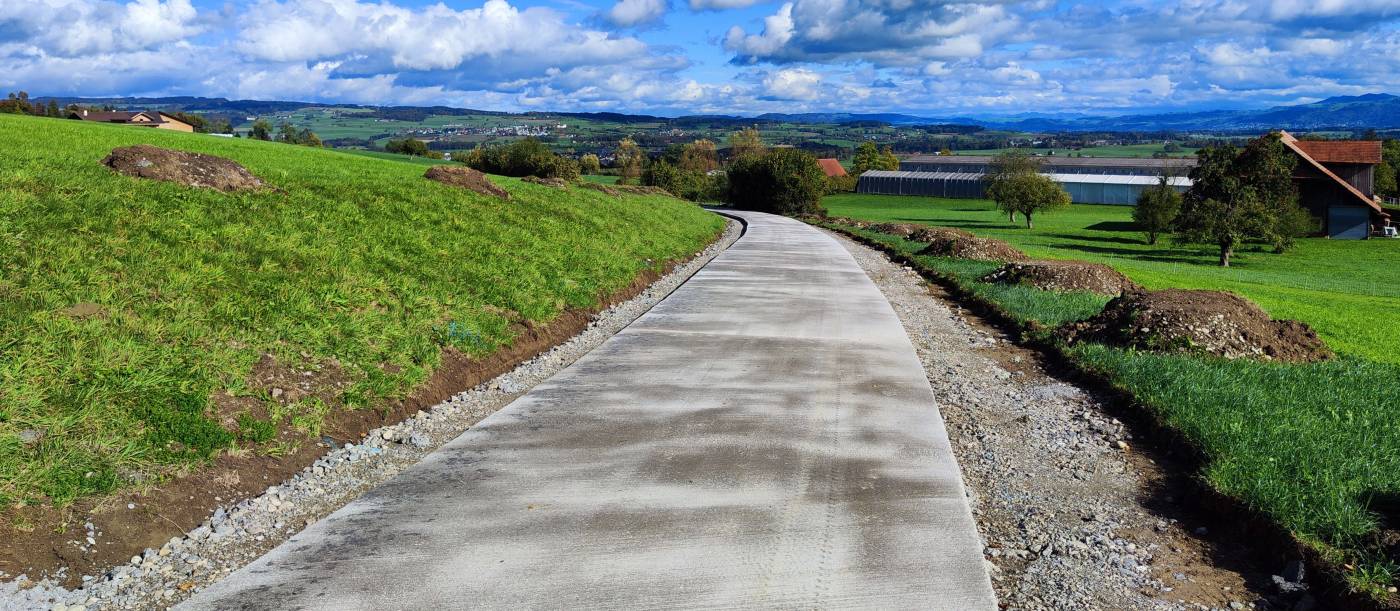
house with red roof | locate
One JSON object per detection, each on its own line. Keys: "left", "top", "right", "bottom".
{"left": 69, "top": 109, "right": 195, "bottom": 133}
{"left": 816, "top": 158, "right": 847, "bottom": 178}
{"left": 1279, "top": 131, "right": 1389, "bottom": 239}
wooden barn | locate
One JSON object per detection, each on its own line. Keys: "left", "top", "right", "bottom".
{"left": 1279, "top": 131, "right": 1389, "bottom": 239}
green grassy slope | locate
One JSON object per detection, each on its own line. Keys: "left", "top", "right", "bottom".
{"left": 824, "top": 194, "right": 1400, "bottom": 363}
{"left": 0, "top": 114, "right": 724, "bottom": 508}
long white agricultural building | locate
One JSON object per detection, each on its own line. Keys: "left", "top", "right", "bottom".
{"left": 857, "top": 155, "right": 1196, "bottom": 205}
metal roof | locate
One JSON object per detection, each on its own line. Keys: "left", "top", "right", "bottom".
{"left": 859, "top": 170, "right": 1192, "bottom": 187}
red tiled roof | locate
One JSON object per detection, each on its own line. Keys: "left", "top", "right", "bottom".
{"left": 816, "top": 158, "right": 847, "bottom": 177}
{"left": 1293, "top": 140, "right": 1382, "bottom": 164}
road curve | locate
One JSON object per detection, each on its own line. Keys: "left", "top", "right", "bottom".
{"left": 180, "top": 210, "right": 996, "bottom": 610}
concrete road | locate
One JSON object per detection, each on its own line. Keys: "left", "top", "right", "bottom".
{"left": 181, "top": 210, "right": 996, "bottom": 610}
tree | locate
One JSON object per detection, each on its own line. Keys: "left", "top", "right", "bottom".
{"left": 985, "top": 151, "right": 1044, "bottom": 223}
{"left": 386, "top": 138, "right": 431, "bottom": 157}
{"left": 579, "top": 153, "right": 602, "bottom": 175}
{"left": 939, "top": 147, "right": 953, "bottom": 156}
{"left": 45, "top": 100, "right": 59, "bottom": 118}
{"left": 614, "top": 137, "right": 644, "bottom": 184}
{"left": 851, "top": 141, "right": 898, "bottom": 175}
{"left": 278, "top": 122, "right": 298, "bottom": 143}
{"left": 0, "top": 91, "right": 33, "bottom": 114}
{"left": 679, "top": 139, "right": 719, "bottom": 173}
{"left": 298, "top": 128, "right": 322, "bottom": 148}
{"left": 990, "top": 172, "right": 1070, "bottom": 229}
{"left": 1132, "top": 176, "right": 1183, "bottom": 245}
{"left": 1164, "top": 142, "right": 1183, "bottom": 153}
{"left": 249, "top": 119, "right": 272, "bottom": 141}
{"left": 1376, "top": 140, "right": 1400, "bottom": 199}
{"left": 726, "top": 148, "right": 826, "bottom": 216}
{"left": 727, "top": 128, "right": 765, "bottom": 163}
{"left": 1176, "top": 134, "right": 1310, "bottom": 267}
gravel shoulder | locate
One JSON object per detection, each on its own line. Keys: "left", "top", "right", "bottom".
{"left": 1, "top": 219, "right": 743, "bottom": 611}
{"left": 827, "top": 229, "right": 1288, "bottom": 611}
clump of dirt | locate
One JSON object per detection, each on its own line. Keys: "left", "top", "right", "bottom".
{"left": 909, "top": 226, "right": 974, "bottom": 243}
{"left": 869, "top": 222, "right": 924, "bottom": 237}
{"left": 580, "top": 182, "right": 621, "bottom": 196}
{"left": 424, "top": 166, "right": 510, "bottom": 200}
{"left": 523, "top": 176, "right": 571, "bottom": 188}
{"left": 579, "top": 182, "right": 674, "bottom": 198}
{"left": 917, "top": 235, "right": 1029, "bottom": 262}
{"left": 983, "top": 260, "right": 1140, "bottom": 296}
{"left": 101, "top": 145, "right": 264, "bottom": 192}
{"left": 825, "top": 216, "right": 871, "bottom": 229}
{"left": 1058, "top": 289, "right": 1333, "bottom": 362}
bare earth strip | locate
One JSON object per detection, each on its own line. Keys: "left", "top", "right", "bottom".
{"left": 177, "top": 210, "right": 995, "bottom": 610}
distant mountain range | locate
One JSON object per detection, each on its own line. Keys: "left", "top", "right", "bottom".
{"left": 35, "top": 93, "right": 1400, "bottom": 133}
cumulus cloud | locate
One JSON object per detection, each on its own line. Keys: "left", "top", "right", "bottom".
{"left": 0, "top": 0, "right": 200, "bottom": 56}
{"left": 605, "top": 0, "right": 670, "bottom": 26}
{"left": 761, "top": 67, "right": 822, "bottom": 100}
{"left": 689, "top": 0, "right": 767, "bottom": 10}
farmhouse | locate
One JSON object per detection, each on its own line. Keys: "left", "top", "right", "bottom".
{"left": 858, "top": 155, "right": 1195, "bottom": 205}
{"left": 816, "top": 158, "right": 847, "bottom": 177}
{"left": 69, "top": 109, "right": 194, "bottom": 132}
{"left": 1278, "top": 131, "right": 1388, "bottom": 239}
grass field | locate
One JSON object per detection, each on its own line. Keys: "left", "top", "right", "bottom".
{"left": 0, "top": 114, "right": 724, "bottom": 509}
{"left": 335, "top": 149, "right": 451, "bottom": 166}
{"left": 824, "top": 197, "right": 1400, "bottom": 595}
{"left": 582, "top": 174, "right": 620, "bottom": 185}
{"left": 954, "top": 143, "right": 1199, "bottom": 158}
{"left": 825, "top": 194, "right": 1400, "bottom": 363}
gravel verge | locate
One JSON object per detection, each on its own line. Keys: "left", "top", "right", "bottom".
{"left": 0, "top": 218, "right": 742, "bottom": 611}
{"left": 827, "top": 230, "right": 1284, "bottom": 611}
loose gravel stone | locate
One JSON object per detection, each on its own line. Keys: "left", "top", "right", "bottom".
{"left": 0, "top": 219, "right": 742, "bottom": 611}
{"left": 827, "top": 230, "right": 1266, "bottom": 611}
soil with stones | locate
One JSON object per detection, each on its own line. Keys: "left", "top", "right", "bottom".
{"left": 101, "top": 145, "right": 264, "bottom": 192}
{"left": 1058, "top": 289, "right": 1333, "bottom": 363}
{"left": 918, "top": 234, "right": 1030, "bottom": 262}
{"left": 983, "top": 260, "right": 1141, "bottom": 296}
{"left": 579, "top": 182, "right": 672, "bottom": 197}
{"left": 522, "top": 176, "right": 570, "bottom": 188}
{"left": 423, "top": 165, "right": 510, "bottom": 199}
{"left": 828, "top": 229, "right": 1318, "bottom": 611}
{"left": 0, "top": 220, "right": 739, "bottom": 609}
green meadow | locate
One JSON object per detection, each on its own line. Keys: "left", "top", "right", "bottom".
{"left": 0, "top": 114, "right": 723, "bottom": 509}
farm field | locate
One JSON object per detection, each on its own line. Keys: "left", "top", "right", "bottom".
{"left": 953, "top": 143, "right": 1199, "bottom": 158}
{"left": 824, "top": 193, "right": 1400, "bottom": 363}
{"left": 0, "top": 113, "right": 724, "bottom": 512}
{"left": 823, "top": 196, "right": 1400, "bottom": 597}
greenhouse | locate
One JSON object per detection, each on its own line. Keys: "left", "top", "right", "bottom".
{"left": 856, "top": 170, "right": 1191, "bottom": 206}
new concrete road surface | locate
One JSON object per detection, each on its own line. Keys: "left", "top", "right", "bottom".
{"left": 181, "top": 210, "right": 997, "bottom": 610}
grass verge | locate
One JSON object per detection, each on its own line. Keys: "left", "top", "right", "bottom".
{"left": 0, "top": 113, "right": 724, "bottom": 512}
{"left": 821, "top": 222, "right": 1400, "bottom": 604}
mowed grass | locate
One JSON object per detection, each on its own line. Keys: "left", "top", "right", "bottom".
{"left": 0, "top": 114, "right": 724, "bottom": 509}
{"left": 825, "top": 193, "right": 1400, "bottom": 363}
{"left": 825, "top": 214, "right": 1400, "bottom": 594}
{"left": 335, "top": 148, "right": 452, "bottom": 166}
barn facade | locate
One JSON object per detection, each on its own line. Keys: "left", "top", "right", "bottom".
{"left": 857, "top": 155, "right": 1196, "bottom": 206}
{"left": 1279, "top": 131, "right": 1389, "bottom": 239}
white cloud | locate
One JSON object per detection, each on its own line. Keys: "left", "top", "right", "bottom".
{"left": 606, "top": 0, "right": 669, "bottom": 27}
{"left": 762, "top": 67, "right": 822, "bottom": 100}
{"left": 0, "top": 0, "right": 200, "bottom": 56}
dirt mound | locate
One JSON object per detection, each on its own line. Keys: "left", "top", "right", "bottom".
{"left": 870, "top": 222, "right": 924, "bottom": 237}
{"left": 424, "top": 166, "right": 510, "bottom": 200}
{"left": 1058, "top": 289, "right": 1332, "bottom": 362}
{"left": 909, "top": 226, "right": 975, "bottom": 242}
{"left": 917, "top": 235, "right": 1029, "bottom": 262}
{"left": 826, "top": 216, "right": 871, "bottom": 229}
{"left": 983, "top": 260, "right": 1140, "bottom": 295}
{"left": 580, "top": 182, "right": 673, "bottom": 198}
{"left": 102, "top": 145, "right": 264, "bottom": 192}
{"left": 523, "top": 176, "right": 570, "bottom": 188}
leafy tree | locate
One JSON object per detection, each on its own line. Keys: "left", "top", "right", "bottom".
{"left": 1132, "top": 176, "right": 1182, "bottom": 245}
{"left": 727, "top": 128, "right": 765, "bottom": 163}
{"left": 851, "top": 141, "right": 898, "bottom": 175}
{"left": 0, "top": 91, "right": 33, "bottom": 114}
{"left": 462, "top": 137, "right": 578, "bottom": 180}
{"left": 45, "top": 100, "right": 59, "bottom": 118}
{"left": 169, "top": 111, "right": 209, "bottom": 132}
{"left": 298, "top": 128, "right": 322, "bottom": 148}
{"left": 939, "top": 147, "right": 953, "bottom": 156}
{"left": 726, "top": 148, "right": 826, "bottom": 216}
{"left": 249, "top": 119, "right": 272, "bottom": 141}
{"left": 1164, "top": 142, "right": 1183, "bottom": 153}
{"left": 579, "top": 153, "right": 602, "bottom": 175}
{"left": 277, "top": 122, "right": 298, "bottom": 143}
{"left": 679, "top": 139, "right": 719, "bottom": 173}
{"left": 614, "top": 137, "right": 644, "bottom": 184}
{"left": 990, "top": 172, "right": 1070, "bottom": 229}
{"left": 1177, "top": 134, "right": 1310, "bottom": 266}
{"left": 1376, "top": 140, "right": 1400, "bottom": 199}
{"left": 386, "top": 138, "right": 431, "bottom": 157}
{"left": 985, "top": 151, "right": 1043, "bottom": 223}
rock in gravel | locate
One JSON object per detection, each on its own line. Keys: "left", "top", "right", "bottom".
{"left": 407, "top": 432, "right": 431, "bottom": 448}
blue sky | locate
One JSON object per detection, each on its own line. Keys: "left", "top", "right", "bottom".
{"left": 2, "top": 0, "right": 1399, "bottom": 116}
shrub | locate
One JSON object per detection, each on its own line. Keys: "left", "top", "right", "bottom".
{"left": 463, "top": 137, "right": 579, "bottom": 181}
{"left": 642, "top": 159, "right": 726, "bottom": 202}
{"left": 726, "top": 148, "right": 827, "bottom": 216}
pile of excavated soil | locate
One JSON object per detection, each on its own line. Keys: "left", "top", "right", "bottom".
{"left": 424, "top": 166, "right": 510, "bottom": 200}
{"left": 101, "top": 145, "right": 264, "bottom": 192}
{"left": 983, "top": 260, "right": 1140, "bottom": 296}
{"left": 826, "top": 216, "right": 871, "bottom": 229}
{"left": 1058, "top": 289, "right": 1332, "bottom": 362}
{"left": 869, "top": 222, "right": 923, "bottom": 237}
{"left": 917, "top": 235, "right": 1029, "bottom": 262}
{"left": 523, "top": 176, "right": 570, "bottom": 188}
{"left": 909, "top": 226, "right": 974, "bottom": 243}
{"left": 579, "top": 182, "right": 673, "bottom": 197}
